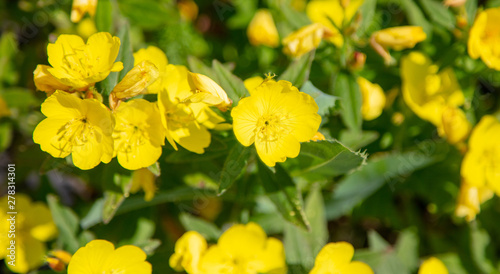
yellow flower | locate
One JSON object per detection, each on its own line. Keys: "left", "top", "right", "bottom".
{"left": 67, "top": 240, "right": 152, "bottom": 274}
{"left": 468, "top": 7, "right": 500, "bottom": 70}
{"left": 310, "top": 242, "right": 373, "bottom": 274}
{"left": 33, "top": 90, "right": 114, "bottom": 170}
{"left": 232, "top": 80, "right": 321, "bottom": 167}
{"left": 185, "top": 72, "right": 232, "bottom": 111}
{"left": 131, "top": 168, "right": 157, "bottom": 201}
{"left": 357, "top": 77, "right": 386, "bottom": 121}
{"left": 109, "top": 61, "right": 160, "bottom": 109}
{"left": 247, "top": 9, "right": 280, "bottom": 48}
{"left": 158, "top": 65, "right": 228, "bottom": 154}
{"left": 71, "top": 0, "right": 97, "bottom": 22}
{"left": 34, "top": 32, "right": 123, "bottom": 93}
{"left": 282, "top": 23, "right": 333, "bottom": 58}
{"left": 440, "top": 106, "right": 471, "bottom": 144}
{"left": 418, "top": 257, "right": 448, "bottom": 274}
{"left": 112, "top": 99, "right": 165, "bottom": 170}
{"left": 371, "top": 26, "right": 426, "bottom": 64}
{"left": 133, "top": 46, "right": 169, "bottom": 93}
{"left": 198, "top": 222, "right": 287, "bottom": 274}
{"left": 76, "top": 18, "right": 97, "bottom": 39}
{"left": 0, "top": 194, "right": 57, "bottom": 273}
{"left": 455, "top": 180, "right": 494, "bottom": 222}
{"left": 372, "top": 26, "right": 426, "bottom": 50}
{"left": 169, "top": 231, "right": 207, "bottom": 274}
{"left": 243, "top": 76, "right": 264, "bottom": 92}
{"left": 306, "top": 0, "right": 364, "bottom": 47}
{"left": 461, "top": 115, "right": 500, "bottom": 194}
{"left": 401, "top": 52, "right": 464, "bottom": 128}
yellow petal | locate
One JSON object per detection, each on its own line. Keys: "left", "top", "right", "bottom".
{"left": 6, "top": 235, "right": 46, "bottom": 273}
{"left": 247, "top": 9, "right": 280, "bottom": 48}
{"left": 418, "top": 257, "right": 449, "bottom": 274}
{"left": 244, "top": 76, "right": 264, "bottom": 93}
{"left": 255, "top": 238, "right": 287, "bottom": 274}
{"left": 282, "top": 23, "right": 332, "bottom": 57}
{"left": 68, "top": 240, "right": 114, "bottom": 273}
{"left": 169, "top": 231, "right": 207, "bottom": 273}
{"left": 439, "top": 106, "right": 471, "bottom": 144}
{"left": 33, "top": 65, "right": 71, "bottom": 94}
{"left": 217, "top": 223, "right": 268, "bottom": 260}
{"left": 71, "top": 0, "right": 98, "bottom": 23}
{"left": 187, "top": 72, "right": 232, "bottom": 111}
{"left": 467, "top": 8, "right": 500, "bottom": 70}
{"left": 372, "top": 26, "right": 427, "bottom": 50}
{"left": 131, "top": 168, "right": 157, "bottom": 201}
{"left": 358, "top": 77, "right": 386, "bottom": 121}
{"left": 112, "top": 61, "right": 160, "bottom": 99}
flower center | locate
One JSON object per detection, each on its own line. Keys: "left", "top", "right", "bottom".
{"left": 56, "top": 117, "right": 95, "bottom": 153}
{"left": 255, "top": 114, "right": 289, "bottom": 143}
{"left": 113, "top": 123, "right": 148, "bottom": 154}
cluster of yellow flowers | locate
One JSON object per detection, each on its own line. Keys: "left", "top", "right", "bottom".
{"left": 246, "top": 0, "right": 500, "bottom": 222}
{"left": 169, "top": 222, "right": 372, "bottom": 274}
{"left": 33, "top": 32, "right": 322, "bottom": 170}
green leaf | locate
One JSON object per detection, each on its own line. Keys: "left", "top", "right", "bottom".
{"left": 279, "top": 51, "right": 315, "bottom": 88}
{"left": 0, "top": 123, "right": 12, "bottom": 153}
{"left": 325, "top": 148, "right": 444, "bottom": 220}
{"left": 278, "top": 2, "right": 311, "bottom": 29}
{"left": 334, "top": 73, "right": 362, "bottom": 132}
{"left": 284, "top": 185, "right": 328, "bottom": 270}
{"left": 187, "top": 56, "right": 217, "bottom": 80}
{"left": 395, "top": 228, "right": 420, "bottom": 272}
{"left": 420, "top": 0, "right": 455, "bottom": 30}
{"left": 400, "top": 0, "right": 432, "bottom": 36}
{"left": 218, "top": 144, "right": 252, "bottom": 195}
{"left": 122, "top": 218, "right": 156, "bottom": 245}
{"left": 102, "top": 191, "right": 126, "bottom": 224}
{"left": 47, "top": 194, "right": 80, "bottom": 253}
{"left": 118, "top": 0, "right": 173, "bottom": 30}
{"left": 257, "top": 162, "right": 310, "bottom": 230}
{"left": 212, "top": 60, "right": 248, "bottom": 105}
{"left": 95, "top": 0, "right": 113, "bottom": 33}
{"left": 179, "top": 213, "right": 222, "bottom": 241}
{"left": 368, "top": 230, "right": 390, "bottom": 252}
{"left": 2, "top": 88, "right": 39, "bottom": 109}
{"left": 339, "top": 130, "right": 379, "bottom": 150}
{"left": 465, "top": 0, "right": 477, "bottom": 26}
{"left": 80, "top": 198, "right": 104, "bottom": 229}
{"left": 285, "top": 140, "right": 366, "bottom": 178}
{"left": 470, "top": 225, "right": 496, "bottom": 273}
{"left": 116, "top": 23, "right": 135, "bottom": 82}
{"left": 300, "top": 81, "right": 338, "bottom": 117}
{"left": 357, "top": 0, "right": 377, "bottom": 36}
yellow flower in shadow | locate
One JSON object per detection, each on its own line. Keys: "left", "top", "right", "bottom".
{"left": 455, "top": 180, "right": 493, "bottom": 222}
{"left": 306, "top": 0, "right": 364, "bottom": 47}
{"left": 401, "top": 52, "right": 464, "bottom": 128}
{"left": 468, "top": 7, "right": 500, "bottom": 71}
{"left": 247, "top": 9, "right": 280, "bottom": 48}
{"left": 461, "top": 115, "right": 500, "bottom": 194}
{"left": 131, "top": 168, "right": 157, "bottom": 201}
{"left": 282, "top": 23, "right": 333, "bottom": 58}
{"left": 71, "top": 0, "right": 97, "bottom": 23}
{"left": 357, "top": 77, "right": 386, "bottom": 121}
{"left": 0, "top": 194, "right": 57, "bottom": 273}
